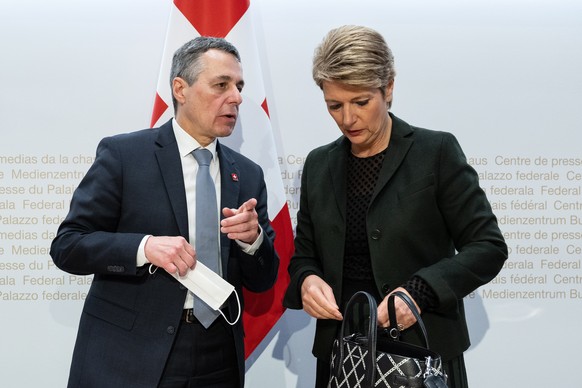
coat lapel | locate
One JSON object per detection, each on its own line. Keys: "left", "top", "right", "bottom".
{"left": 327, "top": 137, "right": 349, "bottom": 224}
{"left": 154, "top": 121, "right": 189, "bottom": 240}
{"left": 371, "top": 114, "right": 414, "bottom": 203}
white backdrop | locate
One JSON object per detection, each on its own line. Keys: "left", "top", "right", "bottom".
{"left": 1, "top": 0, "right": 581, "bottom": 387}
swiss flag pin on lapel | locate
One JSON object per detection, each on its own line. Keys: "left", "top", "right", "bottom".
{"left": 231, "top": 173, "right": 238, "bottom": 182}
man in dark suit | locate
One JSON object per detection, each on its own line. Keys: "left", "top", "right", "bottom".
{"left": 50, "top": 37, "right": 279, "bottom": 388}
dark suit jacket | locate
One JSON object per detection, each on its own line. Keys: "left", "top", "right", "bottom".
{"left": 50, "top": 120, "right": 279, "bottom": 388}
{"left": 283, "top": 114, "right": 507, "bottom": 362}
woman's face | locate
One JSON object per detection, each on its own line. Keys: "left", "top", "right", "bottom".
{"left": 322, "top": 80, "right": 394, "bottom": 157}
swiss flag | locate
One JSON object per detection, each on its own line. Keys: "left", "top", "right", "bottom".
{"left": 151, "top": 0, "right": 294, "bottom": 359}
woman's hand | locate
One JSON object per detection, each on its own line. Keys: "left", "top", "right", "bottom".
{"left": 300, "top": 274, "right": 343, "bottom": 320}
{"left": 377, "top": 287, "right": 420, "bottom": 331}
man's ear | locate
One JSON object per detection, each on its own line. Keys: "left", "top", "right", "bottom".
{"left": 172, "top": 77, "right": 188, "bottom": 105}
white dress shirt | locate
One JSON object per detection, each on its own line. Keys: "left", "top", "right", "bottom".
{"left": 137, "top": 119, "right": 263, "bottom": 308}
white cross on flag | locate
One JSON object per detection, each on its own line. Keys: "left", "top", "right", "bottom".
{"left": 150, "top": 0, "right": 294, "bottom": 359}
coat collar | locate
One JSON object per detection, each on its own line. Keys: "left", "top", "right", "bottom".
{"left": 372, "top": 113, "right": 414, "bottom": 203}
{"left": 326, "top": 113, "right": 414, "bottom": 216}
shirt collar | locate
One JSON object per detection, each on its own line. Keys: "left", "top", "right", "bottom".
{"left": 172, "top": 118, "right": 218, "bottom": 160}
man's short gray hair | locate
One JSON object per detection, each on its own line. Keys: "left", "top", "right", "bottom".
{"left": 170, "top": 36, "right": 241, "bottom": 111}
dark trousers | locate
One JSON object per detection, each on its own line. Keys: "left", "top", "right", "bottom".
{"left": 158, "top": 314, "right": 239, "bottom": 388}
{"left": 316, "top": 354, "right": 468, "bottom": 388}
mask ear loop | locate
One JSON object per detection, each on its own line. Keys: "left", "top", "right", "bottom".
{"left": 219, "top": 290, "right": 241, "bottom": 326}
{"left": 148, "top": 263, "right": 241, "bottom": 326}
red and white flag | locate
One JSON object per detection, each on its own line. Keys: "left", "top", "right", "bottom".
{"left": 150, "top": 0, "right": 294, "bottom": 359}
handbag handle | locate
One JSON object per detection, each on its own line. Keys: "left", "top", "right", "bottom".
{"left": 387, "top": 290, "right": 431, "bottom": 349}
{"left": 337, "top": 291, "right": 434, "bottom": 386}
{"left": 338, "top": 291, "right": 378, "bottom": 387}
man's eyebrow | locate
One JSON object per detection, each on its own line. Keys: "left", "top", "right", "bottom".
{"left": 212, "top": 75, "right": 245, "bottom": 89}
{"left": 213, "top": 75, "right": 232, "bottom": 82}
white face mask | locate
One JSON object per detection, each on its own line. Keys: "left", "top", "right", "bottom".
{"left": 151, "top": 262, "right": 241, "bottom": 325}
{"left": 179, "top": 261, "right": 233, "bottom": 309}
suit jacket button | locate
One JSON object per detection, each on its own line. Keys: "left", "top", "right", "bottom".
{"left": 107, "top": 265, "right": 125, "bottom": 273}
{"left": 371, "top": 229, "right": 381, "bottom": 240}
{"left": 381, "top": 284, "right": 391, "bottom": 294}
{"left": 167, "top": 326, "right": 176, "bottom": 335}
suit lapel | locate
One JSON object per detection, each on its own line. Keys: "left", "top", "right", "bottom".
{"left": 154, "top": 121, "right": 189, "bottom": 239}
{"left": 217, "top": 141, "right": 239, "bottom": 274}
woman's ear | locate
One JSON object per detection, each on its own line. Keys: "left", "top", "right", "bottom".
{"left": 384, "top": 79, "right": 395, "bottom": 106}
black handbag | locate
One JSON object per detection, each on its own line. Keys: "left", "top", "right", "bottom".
{"left": 328, "top": 290, "right": 448, "bottom": 388}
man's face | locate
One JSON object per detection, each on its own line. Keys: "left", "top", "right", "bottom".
{"left": 174, "top": 49, "right": 244, "bottom": 146}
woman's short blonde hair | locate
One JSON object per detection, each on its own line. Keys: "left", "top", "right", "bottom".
{"left": 312, "top": 25, "right": 396, "bottom": 91}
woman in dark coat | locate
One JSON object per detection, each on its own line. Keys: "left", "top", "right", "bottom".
{"left": 283, "top": 25, "right": 508, "bottom": 388}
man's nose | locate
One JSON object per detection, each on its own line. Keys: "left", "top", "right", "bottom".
{"left": 229, "top": 86, "right": 243, "bottom": 105}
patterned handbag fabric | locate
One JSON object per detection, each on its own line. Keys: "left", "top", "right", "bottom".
{"left": 328, "top": 291, "right": 448, "bottom": 388}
